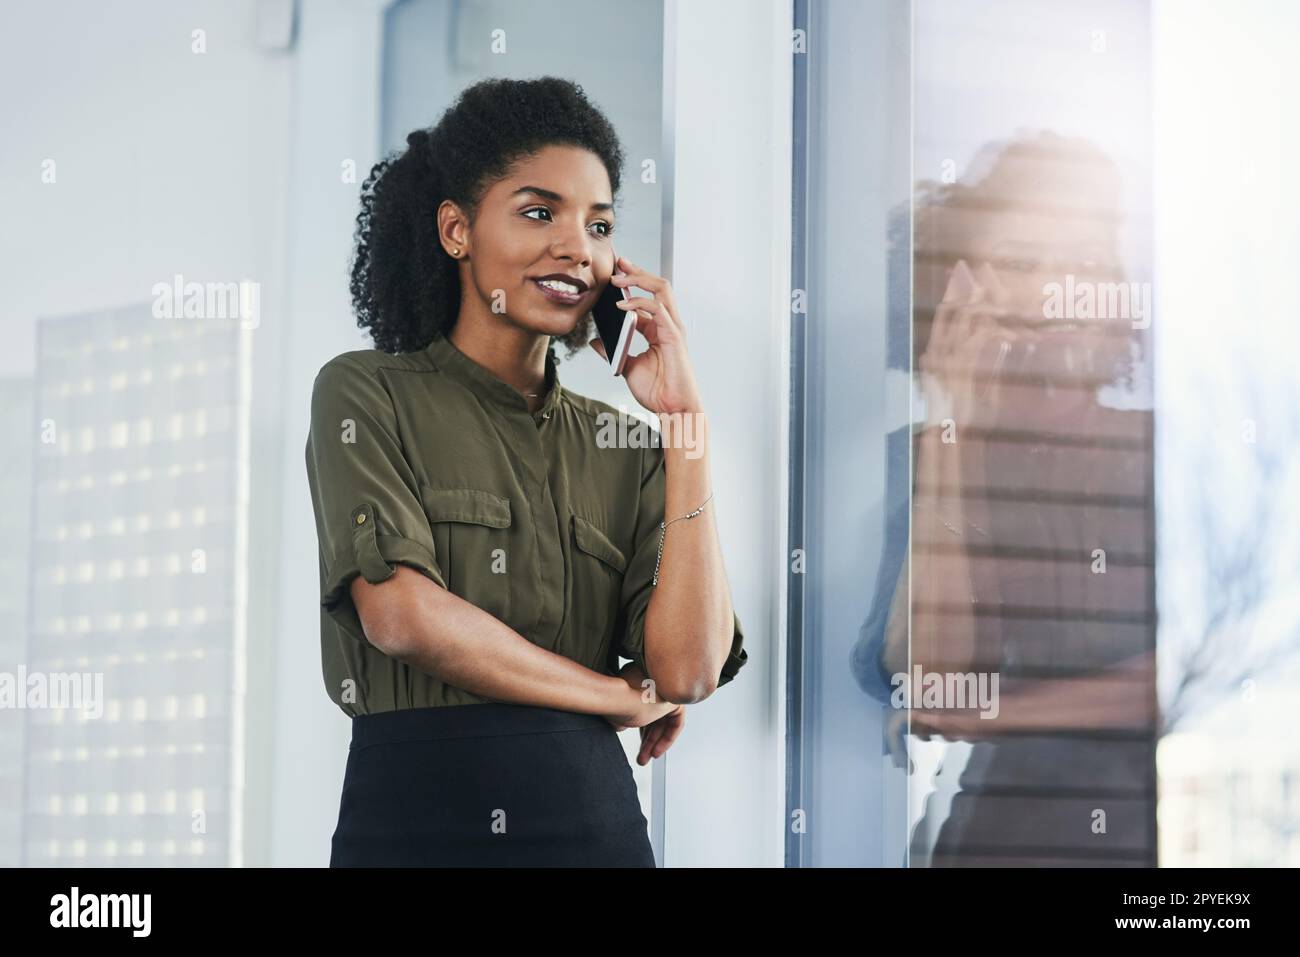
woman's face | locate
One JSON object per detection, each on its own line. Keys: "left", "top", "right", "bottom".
{"left": 455, "top": 144, "right": 616, "bottom": 340}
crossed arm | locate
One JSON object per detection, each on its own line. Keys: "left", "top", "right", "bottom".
{"left": 350, "top": 566, "right": 680, "bottom": 728}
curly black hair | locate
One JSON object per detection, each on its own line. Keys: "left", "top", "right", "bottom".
{"left": 348, "top": 76, "right": 626, "bottom": 359}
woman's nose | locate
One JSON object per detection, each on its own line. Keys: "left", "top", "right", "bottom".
{"left": 549, "top": 223, "right": 594, "bottom": 265}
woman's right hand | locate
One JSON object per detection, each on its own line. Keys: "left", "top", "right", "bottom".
{"left": 603, "top": 663, "right": 679, "bottom": 731}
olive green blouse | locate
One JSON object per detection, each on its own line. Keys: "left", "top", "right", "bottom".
{"left": 304, "top": 333, "right": 748, "bottom": 716}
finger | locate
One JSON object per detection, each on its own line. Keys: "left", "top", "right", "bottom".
{"left": 648, "top": 732, "right": 675, "bottom": 761}
{"left": 941, "top": 259, "right": 977, "bottom": 305}
{"left": 589, "top": 337, "right": 607, "bottom": 360}
{"left": 929, "top": 260, "right": 977, "bottom": 361}
{"left": 926, "top": 302, "right": 960, "bottom": 364}
{"left": 970, "top": 261, "right": 1021, "bottom": 337}
{"left": 948, "top": 270, "right": 985, "bottom": 351}
{"left": 654, "top": 710, "right": 685, "bottom": 750}
{"left": 605, "top": 305, "right": 656, "bottom": 359}
{"left": 639, "top": 726, "right": 663, "bottom": 764}
{"left": 950, "top": 310, "right": 1018, "bottom": 419}
{"left": 974, "top": 333, "right": 1015, "bottom": 412}
{"left": 616, "top": 297, "right": 674, "bottom": 345}
{"left": 613, "top": 257, "right": 683, "bottom": 333}
{"left": 615, "top": 294, "right": 668, "bottom": 325}
{"left": 974, "top": 261, "right": 1012, "bottom": 308}
{"left": 656, "top": 722, "right": 684, "bottom": 754}
{"left": 926, "top": 259, "right": 977, "bottom": 363}
{"left": 618, "top": 294, "right": 676, "bottom": 335}
{"left": 928, "top": 303, "right": 996, "bottom": 401}
{"left": 612, "top": 256, "right": 668, "bottom": 296}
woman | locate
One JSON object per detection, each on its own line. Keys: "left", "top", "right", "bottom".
{"left": 305, "top": 77, "right": 748, "bottom": 867}
{"left": 854, "top": 132, "right": 1155, "bottom": 866}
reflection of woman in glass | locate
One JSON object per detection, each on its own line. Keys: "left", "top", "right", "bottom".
{"left": 306, "top": 77, "right": 747, "bottom": 866}
{"left": 854, "top": 132, "right": 1156, "bottom": 866}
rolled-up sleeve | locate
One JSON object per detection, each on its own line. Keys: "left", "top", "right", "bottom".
{"left": 616, "top": 441, "right": 749, "bottom": 690}
{"left": 305, "top": 356, "right": 446, "bottom": 646}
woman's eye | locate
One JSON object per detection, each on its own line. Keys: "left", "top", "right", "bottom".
{"left": 521, "top": 207, "right": 612, "bottom": 237}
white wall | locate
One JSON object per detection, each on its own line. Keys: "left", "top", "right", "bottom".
{"left": 269, "top": 0, "right": 392, "bottom": 866}
{"left": 659, "top": 0, "right": 790, "bottom": 867}
{"left": 0, "top": 0, "right": 292, "bottom": 379}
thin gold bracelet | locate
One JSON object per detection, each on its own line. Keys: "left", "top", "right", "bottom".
{"left": 652, "top": 491, "right": 714, "bottom": 586}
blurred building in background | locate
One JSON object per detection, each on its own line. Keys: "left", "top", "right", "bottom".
{"left": 20, "top": 305, "right": 250, "bottom": 865}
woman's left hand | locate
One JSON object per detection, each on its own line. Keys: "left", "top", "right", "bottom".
{"left": 636, "top": 704, "right": 687, "bottom": 765}
{"left": 589, "top": 255, "right": 704, "bottom": 415}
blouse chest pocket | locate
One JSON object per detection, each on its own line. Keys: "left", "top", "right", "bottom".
{"left": 570, "top": 514, "right": 627, "bottom": 652}
{"left": 419, "top": 484, "right": 513, "bottom": 622}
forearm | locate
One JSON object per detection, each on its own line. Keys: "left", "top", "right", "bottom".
{"left": 913, "top": 674, "right": 1155, "bottom": 736}
{"left": 643, "top": 410, "right": 735, "bottom": 702}
{"left": 376, "top": 574, "right": 629, "bottom": 715}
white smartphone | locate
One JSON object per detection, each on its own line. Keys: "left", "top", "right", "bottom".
{"left": 590, "top": 251, "right": 637, "bottom": 376}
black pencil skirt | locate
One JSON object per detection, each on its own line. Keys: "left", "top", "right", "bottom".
{"left": 329, "top": 702, "right": 656, "bottom": 867}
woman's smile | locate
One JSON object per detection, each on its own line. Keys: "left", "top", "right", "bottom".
{"left": 531, "top": 276, "right": 588, "bottom": 306}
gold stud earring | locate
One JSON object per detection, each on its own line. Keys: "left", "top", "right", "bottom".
{"left": 451, "top": 247, "right": 460, "bottom": 257}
